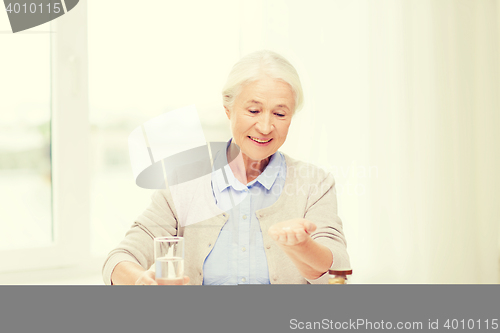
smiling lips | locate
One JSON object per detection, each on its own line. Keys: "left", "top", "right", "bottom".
{"left": 248, "top": 136, "right": 272, "bottom": 144}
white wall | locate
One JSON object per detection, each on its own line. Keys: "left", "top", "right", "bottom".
{"left": 239, "top": 0, "right": 499, "bottom": 283}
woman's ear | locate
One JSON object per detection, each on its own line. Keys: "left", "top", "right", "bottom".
{"left": 224, "top": 106, "right": 231, "bottom": 120}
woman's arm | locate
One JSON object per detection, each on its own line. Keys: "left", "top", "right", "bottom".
{"left": 268, "top": 218, "right": 333, "bottom": 280}
{"left": 270, "top": 166, "right": 351, "bottom": 282}
{"left": 102, "top": 189, "right": 179, "bottom": 285}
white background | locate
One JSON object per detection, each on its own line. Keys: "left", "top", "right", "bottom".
{"left": 0, "top": 0, "right": 499, "bottom": 284}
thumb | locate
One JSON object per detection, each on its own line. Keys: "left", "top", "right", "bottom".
{"left": 304, "top": 220, "right": 317, "bottom": 234}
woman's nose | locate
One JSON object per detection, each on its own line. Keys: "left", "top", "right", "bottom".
{"left": 256, "top": 113, "right": 273, "bottom": 135}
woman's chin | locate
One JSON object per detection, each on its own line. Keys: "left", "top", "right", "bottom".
{"left": 240, "top": 149, "right": 274, "bottom": 163}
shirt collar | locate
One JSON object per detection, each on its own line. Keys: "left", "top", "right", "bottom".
{"left": 212, "top": 139, "right": 282, "bottom": 193}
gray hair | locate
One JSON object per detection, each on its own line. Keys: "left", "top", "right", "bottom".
{"left": 222, "top": 50, "right": 304, "bottom": 113}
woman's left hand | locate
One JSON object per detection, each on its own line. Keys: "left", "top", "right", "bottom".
{"left": 268, "top": 218, "right": 317, "bottom": 247}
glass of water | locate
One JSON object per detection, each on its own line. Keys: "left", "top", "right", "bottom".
{"left": 154, "top": 237, "right": 184, "bottom": 285}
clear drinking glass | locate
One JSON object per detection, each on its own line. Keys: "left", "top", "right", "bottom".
{"left": 154, "top": 237, "right": 184, "bottom": 285}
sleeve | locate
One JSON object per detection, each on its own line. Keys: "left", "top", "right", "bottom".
{"left": 101, "top": 189, "right": 179, "bottom": 285}
{"left": 303, "top": 172, "right": 351, "bottom": 285}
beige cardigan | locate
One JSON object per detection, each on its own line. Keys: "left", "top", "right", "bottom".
{"left": 102, "top": 154, "right": 351, "bottom": 285}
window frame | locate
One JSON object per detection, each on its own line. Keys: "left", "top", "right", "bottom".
{"left": 0, "top": 3, "right": 92, "bottom": 273}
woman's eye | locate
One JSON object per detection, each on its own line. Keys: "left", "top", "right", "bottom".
{"left": 275, "top": 113, "right": 285, "bottom": 117}
{"left": 249, "top": 110, "right": 259, "bottom": 114}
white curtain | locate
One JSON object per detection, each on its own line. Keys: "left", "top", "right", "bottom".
{"left": 239, "top": 0, "right": 500, "bottom": 283}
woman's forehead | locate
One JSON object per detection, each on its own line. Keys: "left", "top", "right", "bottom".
{"left": 238, "top": 78, "right": 295, "bottom": 105}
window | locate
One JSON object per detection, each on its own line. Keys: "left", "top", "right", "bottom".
{"left": 0, "top": 5, "right": 89, "bottom": 273}
{"left": 0, "top": 23, "right": 52, "bottom": 251}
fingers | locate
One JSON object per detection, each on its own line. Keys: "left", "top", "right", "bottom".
{"left": 269, "top": 226, "right": 287, "bottom": 242}
{"left": 269, "top": 225, "right": 310, "bottom": 246}
{"left": 283, "top": 227, "right": 298, "bottom": 244}
{"left": 268, "top": 226, "right": 282, "bottom": 241}
{"left": 135, "top": 277, "right": 157, "bottom": 285}
{"left": 268, "top": 219, "right": 318, "bottom": 247}
{"left": 146, "top": 270, "right": 158, "bottom": 285}
{"left": 135, "top": 270, "right": 158, "bottom": 285}
{"left": 135, "top": 271, "right": 190, "bottom": 285}
{"left": 293, "top": 227, "right": 309, "bottom": 243}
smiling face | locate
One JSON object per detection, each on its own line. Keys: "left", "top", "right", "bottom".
{"left": 225, "top": 76, "right": 295, "bottom": 164}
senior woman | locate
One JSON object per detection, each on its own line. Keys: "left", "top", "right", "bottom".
{"left": 103, "top": 50, "right": 351, "bottom": 285}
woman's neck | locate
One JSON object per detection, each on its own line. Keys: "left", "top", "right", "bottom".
{"left": 227, "top": 142, "right": 270, "bottom": 185}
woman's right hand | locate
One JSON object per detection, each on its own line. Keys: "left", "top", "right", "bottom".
{"left": 135, "top": 270, "right": 158, "bottom": 285}
{"left": 135, "top": 270, "right": 191, "bottom": 285}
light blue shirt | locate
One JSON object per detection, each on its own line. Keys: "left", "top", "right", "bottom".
{"left": 202, "top": 140, "right": 287, "bottom": 285}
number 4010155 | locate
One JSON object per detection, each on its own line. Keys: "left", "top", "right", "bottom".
{"left": 5, "top": 2, "right": 61, "bottom": 14}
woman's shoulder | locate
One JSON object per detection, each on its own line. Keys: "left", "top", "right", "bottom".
{"left": 281, "top": 152, "right": 335, "bottom": 185}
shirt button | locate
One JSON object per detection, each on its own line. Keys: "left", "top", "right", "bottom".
{"left": 208, "top": 243, "right": 212, "bottom": 247}
{"left": 273, "top": 276, "right": 278, "bottom": 281}
{"left": 241, "top": 247, "right": 246, "bottom": 252}
{"left": 266, "top": 245, "right": 271, "bottom": 249}
{"left": 242, "top": 215, "right": 247, "bottom": 220}
{"left": 241, "top": 277, "right": 246, "bottom": 282}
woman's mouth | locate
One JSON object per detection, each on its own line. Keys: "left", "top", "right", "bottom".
{"left": 248, "top": 136, "right": 273, "bottom": 144}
